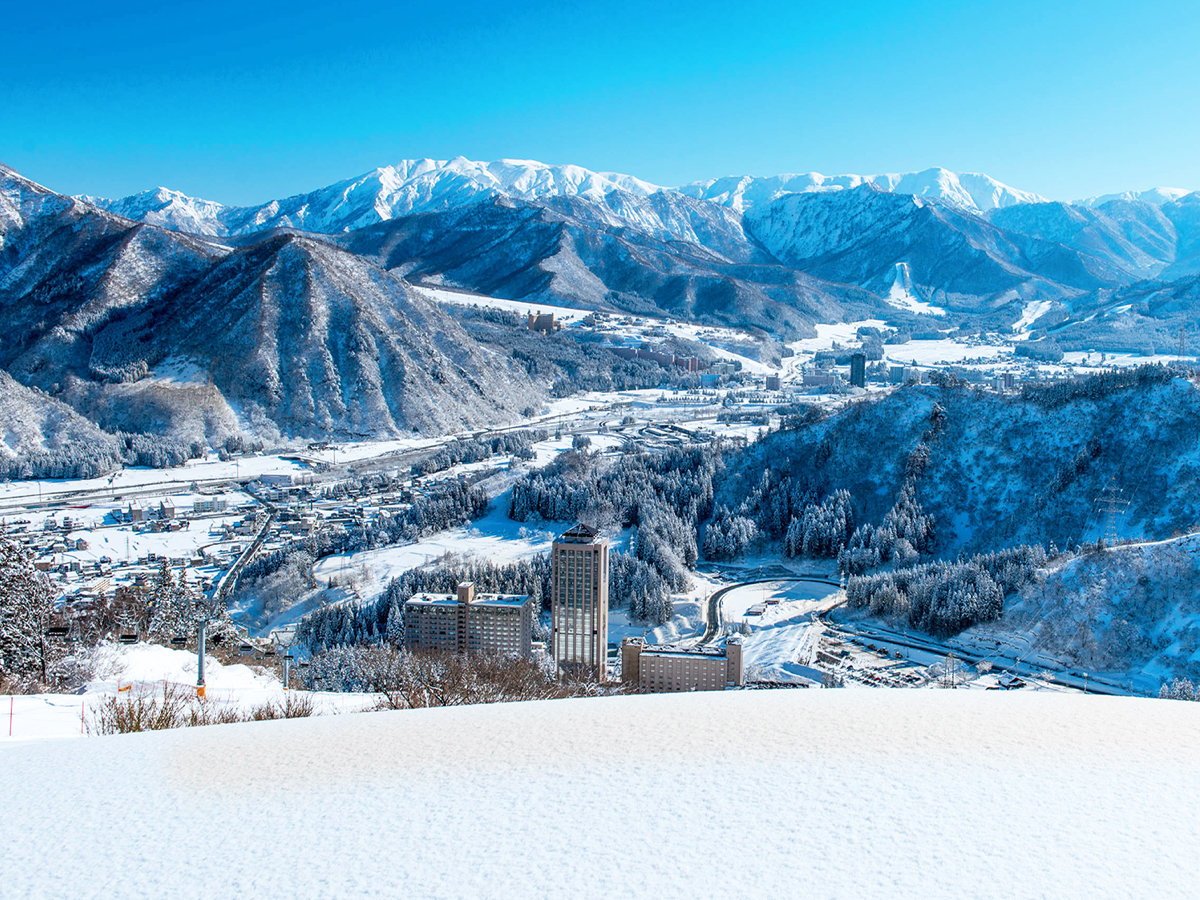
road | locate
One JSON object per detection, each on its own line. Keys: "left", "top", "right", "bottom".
{"left": 699, "top": 575, "right": 842, "bottom": 645}
{"left": 0, "top": 403, "right": 724, "bottom": 516}
{"left": 697, "top": 572, "right": 1131, "bottom": 695}
{"left": 820, "top": 612, "right": 1131, "bottom": 696}
{"left": 210, "top": 495, "right": 277, "bottom": 605}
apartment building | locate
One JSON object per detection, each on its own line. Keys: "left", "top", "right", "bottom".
{"left": 404, "top": 581, "right": 533, "bottom": 658}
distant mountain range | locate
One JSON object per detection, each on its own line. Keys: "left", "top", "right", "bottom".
{"left": 3, "top": 155, "right": 1200, "bottom": 462}
{"left": 83, "top": 156, "right": 1200, "bottom": 310}
{"left": 0, "top": 164, "right": 539, "bottom": 459}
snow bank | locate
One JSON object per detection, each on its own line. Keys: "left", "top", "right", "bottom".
{"left": 1, "top": 691, "right": 1197, "bottom": 897}
{"left": 89, "top": 643, "right": 275, "bottom": 693}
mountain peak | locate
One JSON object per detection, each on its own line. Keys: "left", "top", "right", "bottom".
{"left": 680, "top": 166, "right": 1044, "bottom": 214}
{"left": 1080, "top": 187, "right": 1197, "bottom": 208}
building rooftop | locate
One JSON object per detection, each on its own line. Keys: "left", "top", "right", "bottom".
{"left": 557, "top": 522, "right": 601, "bottom": 543}
{"left": 406, "top": 592, "right": 530, "bottom": 608}
{"left": 635, "top": 643, "right": 729, "bottom": 659}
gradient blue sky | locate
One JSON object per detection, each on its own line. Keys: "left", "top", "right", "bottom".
{"left": 5, "top": 0, "right": 1199, "bottom": 205}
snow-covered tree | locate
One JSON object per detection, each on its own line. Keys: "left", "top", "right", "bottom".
{"left": 0, "top": 539, "right": 56, "bottom": 683}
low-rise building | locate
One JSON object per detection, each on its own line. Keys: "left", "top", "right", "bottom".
{"left": 527, "top": 311, "right": 558, "bottom": 334}
{"left": 620, "top": 636, "right": 743, "bottom": 692}
{"left": 404, "top": 582, "right": 534, "bottom": 658}
{"left": 802, "top": 372, "right": 837, "bottom": 388}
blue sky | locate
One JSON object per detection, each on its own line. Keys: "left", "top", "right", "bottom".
{"left": 5, "top": 0, "right": 1199, "bottom": 204}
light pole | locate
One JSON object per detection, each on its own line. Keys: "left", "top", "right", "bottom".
{"left": 196, "top": 615, "right": 207, "bottom": 699}
{"left": 194, "top": 600, "right": 216, "bottom": 699}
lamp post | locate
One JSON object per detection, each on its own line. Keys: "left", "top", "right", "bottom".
{"left": 194, "top": 600, "right": 215, "bottom": 699}
{"left": 196, "top": 615, "right": 207, "bottom": 699}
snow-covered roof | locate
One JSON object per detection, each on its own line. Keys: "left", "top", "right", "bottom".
{"left": 406, "top": 592, "right": 530, "bottom": 608}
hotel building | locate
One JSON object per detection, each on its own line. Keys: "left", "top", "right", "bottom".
{"left": 551, "top": 522, "right": 609, "bottom": 680}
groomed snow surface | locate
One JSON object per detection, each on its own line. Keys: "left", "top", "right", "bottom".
{"left": 2, "top": 690, "right": 1198, "bottom": 897}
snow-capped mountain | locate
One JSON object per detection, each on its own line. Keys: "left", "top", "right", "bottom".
{"left": 680, "top": 166, "right": 1045, "bottom": 215}
{"left": 0, "top": 164, "right": 542, "bottom": 446}
{"left": 336, "top": 193, "right": 886, "bottom": 336}
{"left": 990, "top": 192, "right": 1200, "bottom": 282}
{"left": 743, "top": 184, "right": 1123, "bottom": 309}
{"left": 85, "top": 159, "right": 1045, "bottom": 239}
{"left": 79, "top": 186, "right": 231, "bottom": 237}
{"left": 86, "top": 157, "right": 666, "bottom": 238}
{"left": 0, "top": 370, "right": 125, "bottom": 477}
{"left": 77, "top": 156, "right": 1200, "bottom": 331}
{"left": 1080, "top": 187, "right": 1197, "bottom": 208}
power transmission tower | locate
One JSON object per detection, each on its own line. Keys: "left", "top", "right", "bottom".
{"left": 1093, "top": 478, "right": 1131, "bottom": 546}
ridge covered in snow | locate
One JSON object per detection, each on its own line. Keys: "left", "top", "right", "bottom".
{"left": 84, "top": 157, "right": 667, "bottom": 237}
{"left": 1080, "top": 186, "right": 1197, "bottom": 208}
{"left": 85, "top": 159, "right": 1052, "bottom": 236}
{"left": 679, "top": 166, "right": 1047, "bottom": 214}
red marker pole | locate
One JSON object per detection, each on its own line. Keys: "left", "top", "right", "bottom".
{"left": 8, "top": 696, "right": 13, "bottom": 737}
{"left": 81, "top": 697, "right": 85, "bottom": 735}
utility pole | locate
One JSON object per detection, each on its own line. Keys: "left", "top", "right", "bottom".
{"left": 1093, "top": 477, "right": 1131, "bottom": 546}
{"left": 944, "top": 652, "right": 958, "bottom": 689}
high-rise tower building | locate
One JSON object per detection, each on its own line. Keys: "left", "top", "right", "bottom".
{"left": 850, "top": 352, "right": 867, "bottom": 388}
{"left": 551, "top": 522, "right": 609, "bottom": 680}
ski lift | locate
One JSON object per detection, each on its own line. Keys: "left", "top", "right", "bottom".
{"left": 44, "top": 626, "right": 70, "bottom": 640}
{"left": 262, "top": 648, "right": 277, "bottom": 658}
{"left": 170, "top": 635, "right": 187, "bottom": 647}
{"left": 298, "top": 660, "right": 310, "bottom": 669}
{"left": 238, "top": 642, "right": 254, "bottom": 656}
{"left": 209, "top": 632, "right": 225, "bottom": 645}
{"left": 118, "top": 633, "right": 138, "bottom": 645}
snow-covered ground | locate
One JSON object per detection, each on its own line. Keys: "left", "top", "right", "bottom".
{"left": 1, "top": 690, "right": 1196, "bottom": 896}
{"left": 312, "top": 497, "right": 565, "bottom": 602}
{"left": 415, "top": 285, "right": 593, "bottom": 324}
{"left": 0, "top": 643, "right": 369, "bottom": 742}
{"left": 883, "top": 338, "right": 1011, "bottom": 365}
{"left": 0, "top": 454, "right": 310, "bottom": 507}
{"left": 722, "top": 579, "right": 842, "bottom": 682}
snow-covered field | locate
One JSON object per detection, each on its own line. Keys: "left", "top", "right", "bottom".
{"left": 722, "top": 579, "right": 842, "bottom": 682}
{"left": 1, "top": 690, "right": 1197, "bottom": 897}
{"left": 415, "top": 285, "right": 593, "bottom": 324}
{"left": 313, "top": 498, "right": 565, "bottom": 602}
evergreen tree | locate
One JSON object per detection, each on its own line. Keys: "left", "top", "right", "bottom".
{"left": 0, "top": 539, "right": 56, "bottom": 683}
